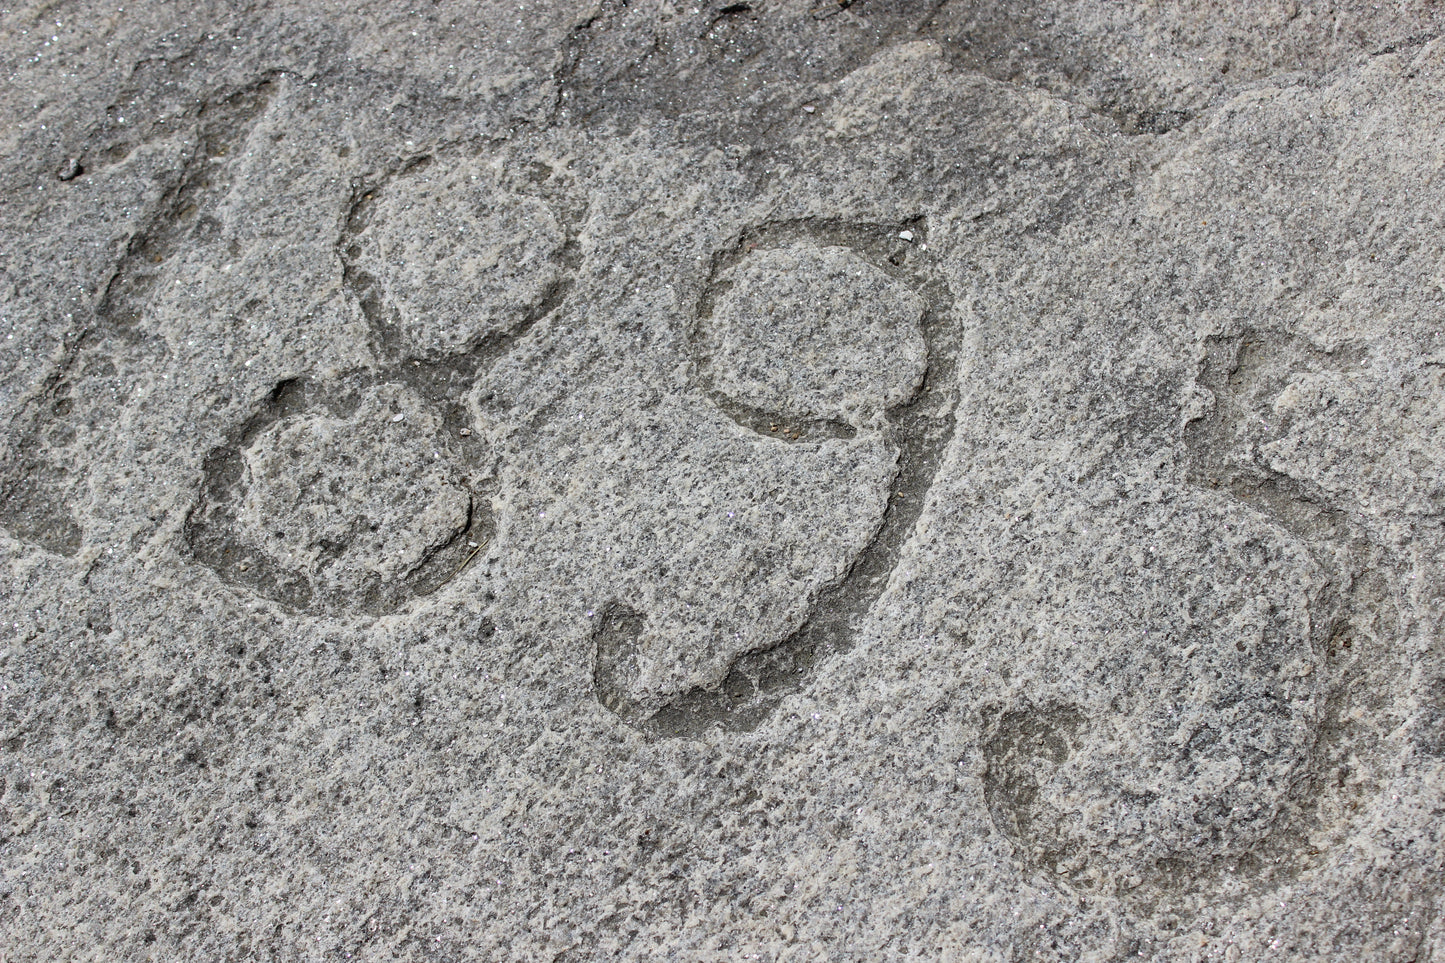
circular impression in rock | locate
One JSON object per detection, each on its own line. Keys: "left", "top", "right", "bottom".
{"left": 189, "top": 382, "right": 485, "bottom": 615}
{"left": 346, "top": 157, "right": 565, "bottom": 361}
{"left": 981, "top": 571, "right": 1326, "bottom": 905}
{"left": 701, "top": 243, "right": 927, "bottom": 423}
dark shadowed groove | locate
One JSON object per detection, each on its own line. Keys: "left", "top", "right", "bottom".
{"left": 0, "top": 461, "right": 85, "bottom": 556}
{"left": 336, "top": 149, "right": 585, "bottom": 389}
{"left": 183, "top": 370, "right": 493, "bottom": 617}
{"left": 1, "top": 76, "right": 284, "bottom": 558}
{"left": 706, "top": 390, "right": 856, "bottom": 443}
{"left": 185, "top": 143, "right": 584, "bottom": 616}
{"left": 594, "top": 216, "right": 959, "bottom": 737}
{"left": 1173, "top": 324, "right": 1417, "bottom": 911}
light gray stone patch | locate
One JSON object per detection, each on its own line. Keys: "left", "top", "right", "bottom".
{"left": 964, "top": 484, "right": 1329, "bottom": 904}
{"left": 342, "top": 155, "right": 566, "bottom": 362}
{"left": 585, "top": 423, "right": 896, "bottom": 700}
{"left": 1261, "top": 359, "right": 1445, "bottom": 521}
{"left": 699, "top": 242, "right": 927, "bottom": 426}
{"left": 482, "top": 373, "right": 899, "bottom": 726}
{"left": 5, "top": 5, "right": 1445, "bottom": 959}
{"left": 186, "top": 376, "right": 490, "bottom": 616}
{"left": 235, "top": 388, "right": 471, "bottom": 587}
{"left": 1184, "top": 328, "right": 1445, "bottom": 539}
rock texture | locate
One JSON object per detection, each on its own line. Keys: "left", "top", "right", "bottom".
{"left": 2, "top": 2, "right": 1443, "bottom": 960}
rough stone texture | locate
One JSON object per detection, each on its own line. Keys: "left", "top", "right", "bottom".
{"left": 1, "top": 1, "right": 1443, "bottom": 960}
{"left": 701, "top": 243, "right": 928, "bottom": 425}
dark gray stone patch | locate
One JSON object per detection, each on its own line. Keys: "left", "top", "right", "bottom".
{"left": 0, "top": 459, "right": 84, "bottom": 557}
{"left": 980, "top": 702, "right": 1087, "bottom": 865}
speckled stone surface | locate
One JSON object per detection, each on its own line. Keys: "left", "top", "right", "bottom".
{"left": 2, "top": 2, "right": 1444, "bottom": 960}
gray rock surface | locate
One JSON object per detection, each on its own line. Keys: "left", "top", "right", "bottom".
{"left": 2, "top": 1, "right": 1443, "bottom": 959}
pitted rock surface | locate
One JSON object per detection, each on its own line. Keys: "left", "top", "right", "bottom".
{"left": 344, "top": 157, "right": 566, "bottom": 361}
{"left": 231, "top": 389, "right": 473, "bottom": 600}
{"left": 2, "top": 3, "right": 1443, "bottom": 961}
{"left": 701, "top": 243, "right": 928, "bottom": 425}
